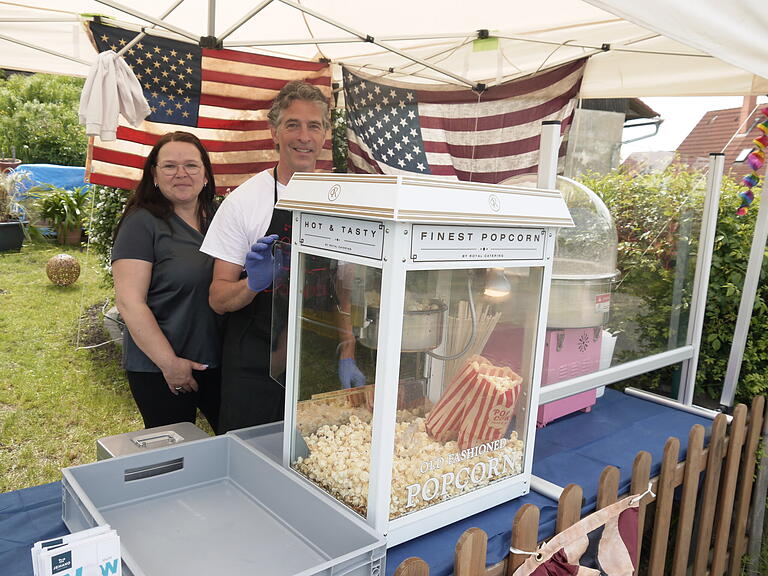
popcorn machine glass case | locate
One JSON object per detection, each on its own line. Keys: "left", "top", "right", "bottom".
{"left": 276, "top": 173, "right": 572, "bottom": 545}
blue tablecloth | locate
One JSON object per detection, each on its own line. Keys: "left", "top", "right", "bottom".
{"left": 0, "top": 389, "right": 712, "bottom": 576}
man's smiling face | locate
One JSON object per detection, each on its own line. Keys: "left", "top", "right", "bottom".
{"left": 272, "top": 99, "right": 326, "bottom": 176}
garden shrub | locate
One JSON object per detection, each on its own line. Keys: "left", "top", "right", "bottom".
{"left": 0, "top": 73, "right": 87, "bottom": 165}
{"left": 698, "top": 183, "right": 768, "bottom": 403}
{"left": 86, "top": 186, "right": 128, "bottom": 285}
{"left": 579, "top": 165, "right": 767, "bottom": 404}
{"left": 332, "top": 107, "right": 348, "bottom": 173}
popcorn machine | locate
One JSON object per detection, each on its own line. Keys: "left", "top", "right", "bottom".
{"left": 275, "top": 170, "right": 572, "bottom": 545}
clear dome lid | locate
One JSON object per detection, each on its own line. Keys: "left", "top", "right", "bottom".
{"left": 502, "top": 175, "right": 618, "bottom": 279}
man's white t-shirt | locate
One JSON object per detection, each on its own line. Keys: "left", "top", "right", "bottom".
{"left": 200, "top": 169, "right": 286, "bottom": 266}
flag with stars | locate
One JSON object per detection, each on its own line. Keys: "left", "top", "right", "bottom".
{"left": 86, "top": 21, "right": 332, "bottom": 194}
{"left": 344, "top": 60, "right": 586, "bottom": 184}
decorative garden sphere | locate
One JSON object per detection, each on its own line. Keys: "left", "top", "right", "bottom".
{"left": 46, "top": 254, "right": 81, "bottom": 286}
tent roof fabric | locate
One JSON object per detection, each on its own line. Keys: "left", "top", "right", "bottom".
{"left": 0, "top": 0, "right": 766, "bottom": 97}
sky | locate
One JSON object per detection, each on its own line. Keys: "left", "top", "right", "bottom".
{"left": 619, "top": 96, "right": 765, "bottom": 160}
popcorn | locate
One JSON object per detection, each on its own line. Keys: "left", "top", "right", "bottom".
{"left": 296, "top": 396, "right": 371, "bottom": 436}
{"left": 293, "top": 412, "right": 525, "bottom": 519}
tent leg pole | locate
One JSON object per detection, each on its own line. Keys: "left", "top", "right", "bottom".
{"left": 720, "top": 161, "right": 768, "bottom": 408}
{"left": 537, "top": 121, "right": 560, "bottom": 190}
{"left": 624, "top": 388, "right": 724, "bottom": 420}
{"left": 207, "top": 0, "right": 215, "bottom": 37}
{"left": 530, "top": 475, "right": 564, "bottom": 501}
{"left": 679, "top": 153, "right": 724, "bottom": 406}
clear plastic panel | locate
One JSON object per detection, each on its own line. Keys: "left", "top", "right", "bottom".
{"left": 270, "top": 241, "right": 291, "bottom": 387}
{"left": 290, "top": 261, "right": 543, "bottom": 519}
{"left": 290, "top": 255, "right": 380, "bottom": 517}
{"left": 388, "top": 267, "right": 542, "bottom": 519}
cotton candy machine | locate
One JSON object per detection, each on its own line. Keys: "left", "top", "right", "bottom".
{"left": 504, "top": 175, "right": 619, "bottom": 425}
{"left": 548, "top": 177, "right": 618, "bottom": 329}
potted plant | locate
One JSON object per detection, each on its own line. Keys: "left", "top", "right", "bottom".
{"left": 0, "top": 166, "right": 31, "bottom": 252}
{"left": 34, "top": 184, "right": 91, "bottom": 246}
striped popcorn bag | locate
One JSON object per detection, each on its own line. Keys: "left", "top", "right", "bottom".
{"left": 424, "top": 355, "right": 486, "bottom": 442}
{"left": 457, "top": 364, "right": 522, "bottom": 449}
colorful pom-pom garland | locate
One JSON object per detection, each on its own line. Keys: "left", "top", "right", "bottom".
{"left": 738, "top": 106, "right": 768, "bottom": 216}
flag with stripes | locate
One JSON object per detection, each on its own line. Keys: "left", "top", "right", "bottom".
{"left": 344, "top": 60, "right": 586, "bottom": 184}
{"left": 86, "top": 21, "right": 332, "bottom": 194}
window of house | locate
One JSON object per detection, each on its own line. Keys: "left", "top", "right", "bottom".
{"left": 735, "top": 148, "right": 752, "bottom": 162}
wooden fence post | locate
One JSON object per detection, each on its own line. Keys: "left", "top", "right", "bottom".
{"left": 693, "top": 413, "right": 729, "bottom": 575}
{"left": 731, "top": 395, "right": 766, "bottom": 576}
{"left": 507, "top": 503, "right": 540, "bottom": 576}
{"left": 454, "top": 527, "right": 488, "bottom": 576}
{"left": 394, "top": 557, "right": 430, "bottom": 576}
{"left": 711, "top": 404, "right": 748, "bottom": 576}
{"left": 746, "top": 396, "right": 768, "bottom": 575}
{"left": 648, "top": 435, "right": 680, "bottom": 575}
{"left": 597, "top": 465, "right": 620, "bottom": 509}
{"left": 556, "top": 484, "right": 583, "bottom": 532}
{"left": 671, "top": 424, "right": 706, "bottom": 576}
{"left": 630, "top": 450, "right": 652, "bottom": 560}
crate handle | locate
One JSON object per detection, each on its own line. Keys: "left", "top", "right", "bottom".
{"left": 131, "top": 431, "right": 183, "bottom": 449}
{"left": 124, "top": 457, "right": 184, "bottom": 482}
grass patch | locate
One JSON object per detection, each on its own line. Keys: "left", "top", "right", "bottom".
{"left": 0, "top": 240, "right": 140, "bottom": 492}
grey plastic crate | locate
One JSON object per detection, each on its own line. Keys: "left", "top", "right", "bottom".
{"left": 62, "top": 436, "right": 385, "bottom": 576}
{"left": 227, "top": 421, "right": 284, "bottom": 463}
{"left": 96, "top": 422, "right": 210, "bottom": 460}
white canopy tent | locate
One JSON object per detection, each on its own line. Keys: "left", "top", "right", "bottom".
{"left": 0, "top": 0, "right": 767, "bottom": 97}
{"left": 1, "top": 0, "right": 766, "bottom": 411}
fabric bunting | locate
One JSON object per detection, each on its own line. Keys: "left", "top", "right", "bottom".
{"left": 753, "top": 134, "right": 768, "bottom": 150}
{"left": 736, "top": 106, "right": 768, "bottom": 215}
{"left": 85, "top": 21, "right": 332, "bottom": 195}
{"left": 747, "top": 149, "right": 764, "bottom": 171}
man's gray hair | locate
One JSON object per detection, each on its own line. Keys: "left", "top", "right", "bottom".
{"left": 267, "top": 80, "right": 331, "bottom": 130}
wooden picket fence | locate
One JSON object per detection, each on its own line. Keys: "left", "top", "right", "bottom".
{"left": 394, "top": 395, "right": 766, "bottom": 576}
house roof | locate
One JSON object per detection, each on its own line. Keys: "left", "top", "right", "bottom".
{"left": 581, "top": 98, "right": 659, "bottom": 121}
{"left": 676, "top": 106, "right": 765, "bottom": 179}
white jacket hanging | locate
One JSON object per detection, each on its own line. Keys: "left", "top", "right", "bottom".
{"left": 78, "top": 50, "right": 151, "bottom": 141}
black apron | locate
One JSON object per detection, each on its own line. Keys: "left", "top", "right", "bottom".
{"left": 218, "top": 168, "right": 292, "bottom": 433}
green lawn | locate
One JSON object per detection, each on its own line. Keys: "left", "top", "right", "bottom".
{"left": 0, "top": 240, "right": 140, "bottom": 492}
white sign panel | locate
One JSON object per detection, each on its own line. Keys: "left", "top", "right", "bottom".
{"left": 411, "top": 224, "right": 546, "bottom": 262}
{"left": 299, "top": 213, "right": 385, "bottom": 260}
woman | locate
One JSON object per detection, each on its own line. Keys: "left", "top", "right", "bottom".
{"left": 112, "top": 131, "right": 221, "bottom": 432}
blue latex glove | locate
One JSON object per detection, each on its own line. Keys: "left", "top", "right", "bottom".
{"left": 245, "top": 234, "right": 279, "bottom": 293}
{"left": 339, "top": 357, "right": 366, "bottom": 389}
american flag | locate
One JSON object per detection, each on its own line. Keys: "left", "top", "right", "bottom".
{"left": 86, "top": 21, "right": 332, "bottom": 194}
{"left": 344, "top": 60, "right": 586, "bottom": 184}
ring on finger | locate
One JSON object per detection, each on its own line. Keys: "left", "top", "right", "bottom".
{"left": 175, "top": 386, "right": 183, "bottom": 391}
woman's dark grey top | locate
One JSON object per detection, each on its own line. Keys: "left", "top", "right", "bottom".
{"left": 112, "top": 207, "right": 221, "bottom": 372}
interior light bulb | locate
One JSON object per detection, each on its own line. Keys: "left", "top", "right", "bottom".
{"left": 484, "top": 268, "right": 511, "bottom": 298}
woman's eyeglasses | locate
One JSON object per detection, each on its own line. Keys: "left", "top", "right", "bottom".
{"left": 157, "top": 163, "right": 203, "bottom": 176}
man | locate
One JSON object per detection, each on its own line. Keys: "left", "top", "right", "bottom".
{"left": 201, "top": 80, "right": 363, "bottom": 433}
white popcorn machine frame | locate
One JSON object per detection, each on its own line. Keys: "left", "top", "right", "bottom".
{"left": 277, "top": 124, "right": 572, "bottom": 545}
